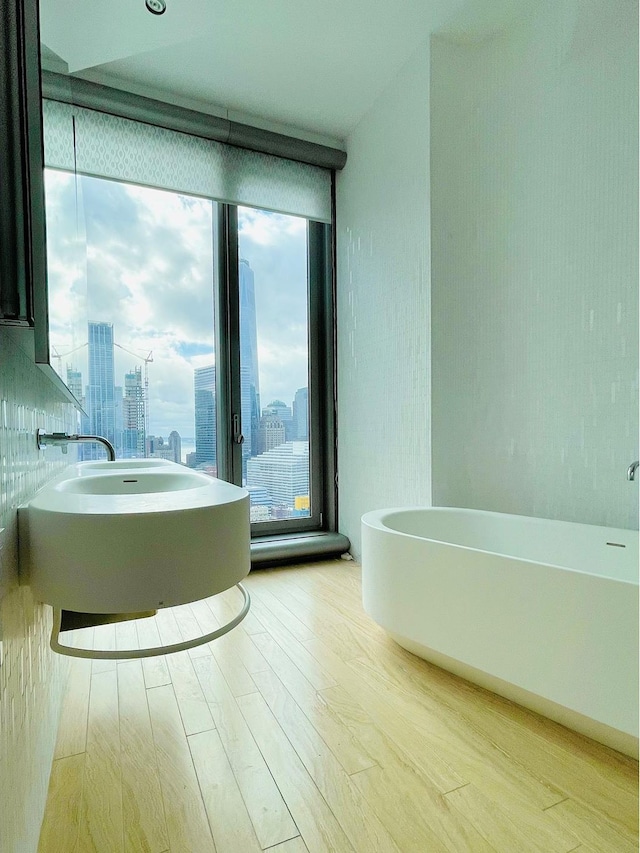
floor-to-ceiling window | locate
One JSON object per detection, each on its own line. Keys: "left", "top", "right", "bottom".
{"left": 237, "top": 206, "right": 311, "bottom": 524}
{"left": 43, "top": 106, "right": 333, "bottom": 538}
{"left": 45, "top": 171, "right": 217, "bottom": 467}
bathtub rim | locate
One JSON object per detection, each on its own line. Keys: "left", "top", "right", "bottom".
{"left": 362, "top": 505, "right": 639, "bottom": 584}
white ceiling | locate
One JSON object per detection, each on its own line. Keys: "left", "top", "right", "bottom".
{"left": 39, "top": 0, "right": 526, "bottom": 145}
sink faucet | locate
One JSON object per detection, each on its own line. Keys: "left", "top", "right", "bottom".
{"left": 37, "top": 430, "right": 116, "bottom": 461}
{"left": 628, "top": 461, "right": 639, "bottom": 481}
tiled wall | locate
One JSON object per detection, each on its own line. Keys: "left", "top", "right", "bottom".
{"left": 336, "top": 43, "right": 432, "bottom": 558}
{"left": 0, "top": 328, "right": 77, "bottom": 853}
{"left": 430, "top": 0, "right": 638, "bottom": 529}
{"left": 336, "top": 0, "right": 637, "bottom": 554}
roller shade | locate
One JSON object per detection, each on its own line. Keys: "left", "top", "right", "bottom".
{"left": 42, "top": 98, "right": 333, "bottom": 222}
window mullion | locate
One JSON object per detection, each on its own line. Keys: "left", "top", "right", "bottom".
{"left": 214, "top": 204, "right": 243, "bottom": 485}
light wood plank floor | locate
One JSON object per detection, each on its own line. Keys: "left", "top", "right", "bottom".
{"left": 38, "top": 560, "right": 638, "bottom": 853}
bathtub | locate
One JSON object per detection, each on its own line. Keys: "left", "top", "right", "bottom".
{"left": 361, "top": 507, "right": 639, "bottom": 757}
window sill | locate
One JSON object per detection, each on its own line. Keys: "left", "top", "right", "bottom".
{"left": 250, "top": 530, "right": 350, "bottom": 567}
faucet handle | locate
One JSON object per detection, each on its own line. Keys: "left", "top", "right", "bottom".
{"left": 628, "top": 461, "right": 640, "bottom": 481}
{"left": 36, "top": 429, "right": 70, "bottom": 452}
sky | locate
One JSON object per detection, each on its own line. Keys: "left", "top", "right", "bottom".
{"left": 45, "top": 170, "right": 310, "bottom": 439}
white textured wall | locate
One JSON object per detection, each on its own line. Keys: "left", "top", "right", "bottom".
{"left": 431, "top": 0, "right": 638, "bottom": 529}
{"left": 0, "top": 329, "right": 76, "bottom": 852}
{"left": 336, "top": 43, "right": 432, "bottom": 558}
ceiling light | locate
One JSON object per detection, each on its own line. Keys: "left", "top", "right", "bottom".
{"left": 145, "top": 0, "right": 166, "bottom": 15}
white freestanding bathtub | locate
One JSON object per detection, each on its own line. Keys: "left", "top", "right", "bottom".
{"left": 361, "top": 507, "right": 639, "bottom": 757}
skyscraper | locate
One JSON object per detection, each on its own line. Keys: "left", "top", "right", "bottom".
{"left": 246, "top": 441, "right": 309, "bottom": 515}
{"left": 123, "top": 366, "right": 145, "bottom": 457}
{"left": 239, "top": 258, "right": 260, "bottom": 473}
{"left": 263, "top": 400, "right": 293, "bottom": 441}
{"left": 258, "top": 411, "right": 286, "bottom": 454}
{"left": 168, "top": 430, "right": 182, "bottom": 464}
{"left": 67, "top": 365, "right": 90, "bottom": 458}
{"left": 194, "top": 365, "right": 216, "bottom": 467}
{"left": 86, "top": 322, "right": 116, "bottom": 458}
{"left": 293, "top": 387, "right": 308, "bottom": 440}
{"left": 65, "top": 366, "right": 83, "bottom": 404}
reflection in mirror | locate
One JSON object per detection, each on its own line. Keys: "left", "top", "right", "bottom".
{"left": 44, "top": 169, "right": 88, "bottom": 393}
{"left": 39, "top": 34, "right": 88, "bottom": 395}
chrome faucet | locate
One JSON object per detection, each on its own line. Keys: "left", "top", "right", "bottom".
{"left": 37, "top": 430, "right": 116, "bottom": 461}
{"left": 627, "top": 461, "right": 639, "bottom": 481}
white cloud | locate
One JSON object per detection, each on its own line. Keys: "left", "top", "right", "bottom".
{"left": 238, "top": 206, "right": 306, "bottom": 246}
{"left": 45, "top": 173, "right": 311, "bottom": 439}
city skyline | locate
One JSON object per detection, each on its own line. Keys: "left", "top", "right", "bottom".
{"left": 45, "top": 170, "right": 309, "bottom": 440}
{"left": 69, "top": 319, "right": 308, "bottom": 467}
{"left": 46, "top": 171, "right": 311, "bottom": 518}
{"left": 72, "top": 318, "right": 310, "bottom": 519}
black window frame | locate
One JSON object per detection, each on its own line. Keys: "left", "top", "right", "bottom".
{"left": 214, "top": 204, "right": 335, "bottom": 538}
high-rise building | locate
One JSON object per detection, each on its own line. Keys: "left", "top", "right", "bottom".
{"left": 263, "top": 400, "right": 293, "bottom": 441}
{"left": 191, "top": 259, "right": 260, "bottom": 477}
{"left": 246, "top": 484, "right": 272, "bottom": 522}
{"left": 239, "top": 258, "right": 260, "bottom": 471}
{"left": 66, "top": 366, "right": 83, "bottom": 403}
{"left": 147, "top": 434, "right": 181, "bottom": 462}
{"left": 168, "top": 430, "right": 182, "bottom": 464}
{"left": 292, "top": 387, "right": 308, "bottom": 440}
{"left": 123, "top": 366, "right": 145, "bottom": 457}
{"left": 86, "top": 322, "right": 116, "bottom": 458}
{"left": 114, "top": 385, "right": 124, "bottom": 454}
{"left": 258, "top": 411, "right": 286, "bottom": 454}
{"left": 194, "top": 365, "right": 216, "bottom": 466}
{"left": 67, "top": 366, "right": 89, "bottom": 458}
{"left": 246, "top": 441, "right": 309, "bottom": 514}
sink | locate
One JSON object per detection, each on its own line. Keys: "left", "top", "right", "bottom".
{"left": 77, "top": 458, "right": 174, "bottom": 473}
{"left": 19, "top": 461, "right": 250, "bottom": 614}
{"left": 57, "top": 470, "right": 211, "bottom": 495}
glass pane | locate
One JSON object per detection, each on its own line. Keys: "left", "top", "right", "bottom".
{"left": 45, "top": 171, "right": 217, "bottom": 468}
{"left": 44, "top": 167, "right": 89, "bottom": 383}
{"left": 238, "top": 206, "right": 310, "bottom": 523}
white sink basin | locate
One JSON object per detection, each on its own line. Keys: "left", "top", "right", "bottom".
{"left": 19, "top": 461, "right": 250, "bottom": 614}
{"left": 77, "top": 458, "right": 174, "bottom": 473}
{"left": 57, "top": 470, "right": 210, "bottom": 495}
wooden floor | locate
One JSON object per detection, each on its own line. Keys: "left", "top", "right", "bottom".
{"left": 38, "top": 559, "right": 638, "bottom": 853}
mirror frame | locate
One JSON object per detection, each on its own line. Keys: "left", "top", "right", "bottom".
{"left": 0, "top": 0, "right": 79, "bottom": 405}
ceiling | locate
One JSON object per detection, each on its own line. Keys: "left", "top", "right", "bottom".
{"left": 39, "top": 0, "right": 526, "bottom": 145}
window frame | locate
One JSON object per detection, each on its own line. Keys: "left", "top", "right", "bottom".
{"left": 41, "top": 170, "right": 338, "bottom": 538}
{"left": 215, "top": 204, "right": 335, "bottom": 537}
{"left": 0, "top": 0, "right": 42, "bottom": 328}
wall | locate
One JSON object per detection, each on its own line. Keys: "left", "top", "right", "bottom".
{"left": 335, "top": 42, "right": 432, "bottom": 558}
{"left": 431, "top": 0, "right": 638, "bottom": 528}
{"left": 0, "top": 329, "right": 77, "bottom": 852}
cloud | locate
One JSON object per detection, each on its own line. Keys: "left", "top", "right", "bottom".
{"left": 45, "top": 173, "right": 312, "bottom": 439}
{"left": 238, "top": 206, "right": 309, "bottom": 405}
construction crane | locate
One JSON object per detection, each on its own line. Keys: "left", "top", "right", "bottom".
{"left": 50, "top": 342, "right": 87, "bottom": 378}
{"left": 114, "top": 343, "right": 154, "bottom": 452}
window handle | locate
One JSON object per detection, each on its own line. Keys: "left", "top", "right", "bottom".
{"left": 232, "top": 413, "right": 244, "bottom": 445}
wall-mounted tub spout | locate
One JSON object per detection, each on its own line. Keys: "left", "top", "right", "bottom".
{"left": 37, "top": 429, "right": 116, "bottom": 461}
{"left": 627, "top": 461, "right": 639, "bottom": 481}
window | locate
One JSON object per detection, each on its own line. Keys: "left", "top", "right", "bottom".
{"left": 238, "top": 206, "right": 311, "bottom": 523}
{"left": 45, "top": 171, "right": 217, "bottom": 467}
{"left": 43, "top": 104, "right": 336, "bottom": 538}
